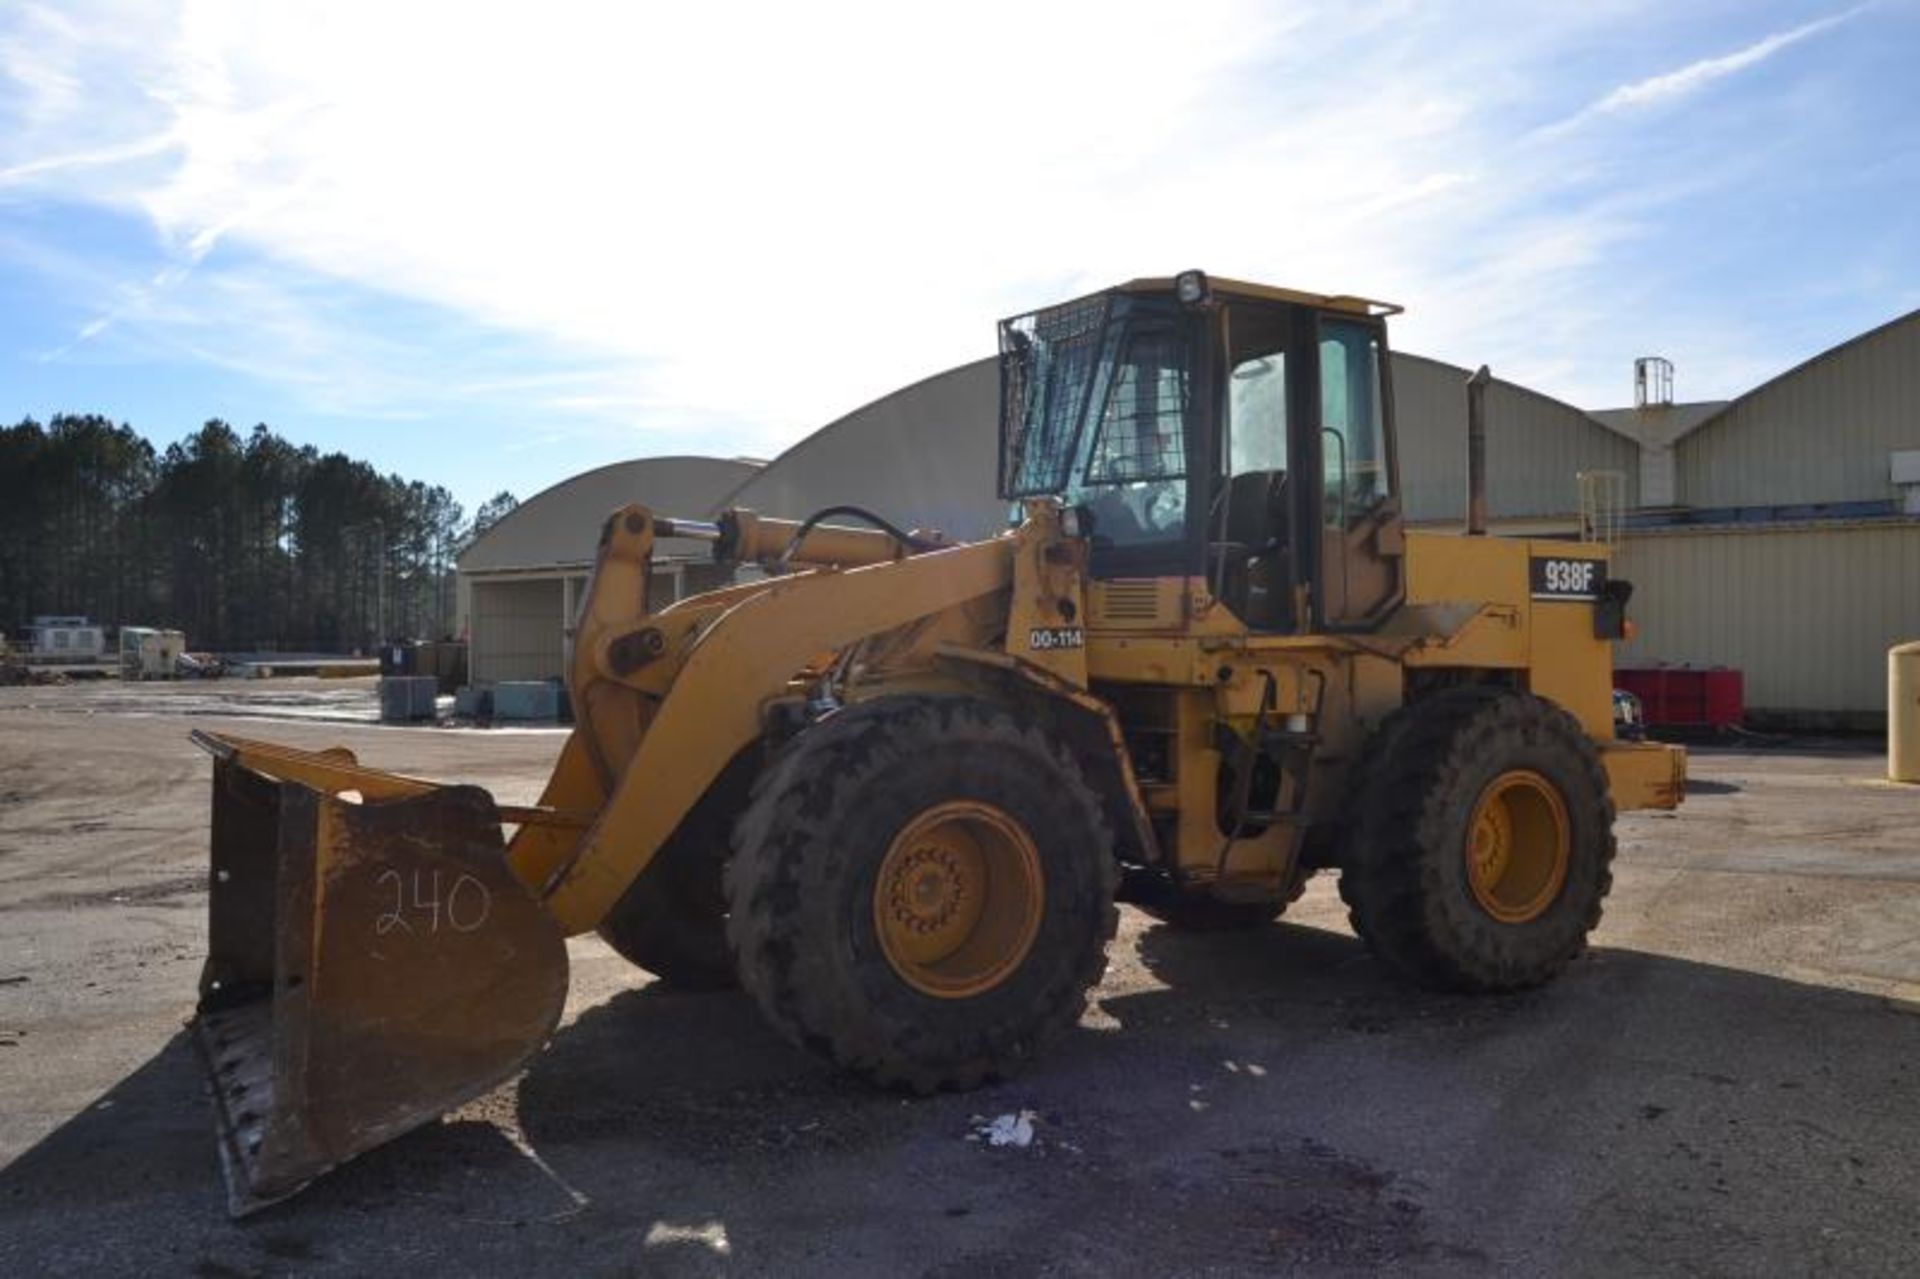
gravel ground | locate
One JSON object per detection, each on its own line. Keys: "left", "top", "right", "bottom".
{"left": 0, "top": 674, "right": 394, "bottom": 724}
{"left": 2, "top": 680, "right": 1917, "bottom": 1276}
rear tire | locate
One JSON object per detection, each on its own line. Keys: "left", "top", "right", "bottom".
{"left": 727, "top": 696, "right": 1118, "bottom": 1092}
{"left": 1338, "top": 688, "right": 1614, "bottom": 991}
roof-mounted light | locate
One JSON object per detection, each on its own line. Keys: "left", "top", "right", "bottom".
{"left": 1173, "top": 269, "right": 1211, "bottom": 306}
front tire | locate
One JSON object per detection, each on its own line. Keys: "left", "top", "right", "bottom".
{"left": 1338, "top": 689, "right": 1615, "bottom": 991}
{"left": 595, "top": 755, "right": 760, "bottom": 991}
{"left": 726, "top": 696, "right": 1118, "bottom": 1092}
{"left": 596, "top": 836, "right": 737, "bottom": 991}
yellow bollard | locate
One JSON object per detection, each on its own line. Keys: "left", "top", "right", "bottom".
{"left": 1893, "top": 642, "right": 1920, "bottom": 783}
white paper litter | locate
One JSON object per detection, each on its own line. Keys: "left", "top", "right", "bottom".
{"left": 972, "top": 1110, "right": 1038, "bottom": 1148}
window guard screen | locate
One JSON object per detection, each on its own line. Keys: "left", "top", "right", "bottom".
{"left": 1084, "top": 328, "right": 1187, "bottom": 485}
{"left": 999, "top": 295, "right": 1112, "bottom": 498}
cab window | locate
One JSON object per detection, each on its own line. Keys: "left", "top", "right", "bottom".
{"left": 1319, "top": 320, "right": 1389, "bottom": 526}
{"left": 1069, "top": 325, "right": 1188, "bottom": 548}
{"left": 1228, "top": 353, "right": 1287, "bottom": 475}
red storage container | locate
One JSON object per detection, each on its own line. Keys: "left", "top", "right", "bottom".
{"left": 1615, "top": 666, "right": 1744, "bottom": 730}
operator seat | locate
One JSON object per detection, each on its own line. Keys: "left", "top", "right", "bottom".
{"left": 1213, "top": 469, "right": 1292, "bottom": 630}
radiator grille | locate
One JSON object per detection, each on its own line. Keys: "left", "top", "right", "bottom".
{"left": 1101, "top": 580, "right": 1163, "bottom": 622}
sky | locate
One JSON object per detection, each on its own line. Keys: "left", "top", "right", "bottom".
{"left": 2, "top": 0, "right": 1916, "bottom": 519}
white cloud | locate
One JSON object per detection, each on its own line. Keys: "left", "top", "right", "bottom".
{"left": 1545, "top": 6, "right": 1863, "bottom": 135}
{"left": 0, "top": 132, "right": 178, "bottom": 185}
{"left": 1594, "top": 10, "right": 1857, "bottom": 113}
{"left": 0, "top": 0, "right": 1898, "bottom": 447}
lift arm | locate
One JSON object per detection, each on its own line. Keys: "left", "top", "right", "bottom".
{"left": 508, "top": 505, "right": 1017, "bottom": 933}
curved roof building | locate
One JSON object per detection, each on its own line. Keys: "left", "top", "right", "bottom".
{"left": 1673, "top": 307, "right": 1920, "bottom": 510}
{"left": 1390, "top": 352, "right": 1642, "bottom": 523}
{"left": 453, "top": 350, "right": 1646, "bottom": 683}
{"left": 716, "top": 358, "right": 1007, "bottom": 541}
{"left": 1607, "top": 306, "right": 1920, "bottom": 724}
{"left": 461, "top": 455, "right": 761, "bottom": 573}
{"left": 457, "top": 455, "right": 760, "bottom": 684}
{"left": 456, "top": 305, "right": 1920, "bottom": 722}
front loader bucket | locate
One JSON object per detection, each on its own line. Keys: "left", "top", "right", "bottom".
{"left": 191, "top": 754, "right": 569, "bottom": 1216}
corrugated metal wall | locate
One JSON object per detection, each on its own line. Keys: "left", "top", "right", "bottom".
{"left": 1614, "top": 521, "right": 1920, "bottom": 719}
{"left": 717, "top": 352, "right": 1646, "bottom": 535}
{"left": 468, "top": 565, "right": 726, "bottom": 685}
{"left": 469, "top": 578, "right": 564, "bottom": 684}
{"left": 1675, "top": 311, "right": 1920, "bottom": 508}
{"left": 1393, "top": 353, "right": 1641, "bottom": 522}
{"left": 709, "top": 350, "right": 1645, "bottom": 537}
{"left": 724, "top": 359, "right": 1008, "bottom": 539}
{"left": 460, "top": 456, "right": 761, "bottom": 575}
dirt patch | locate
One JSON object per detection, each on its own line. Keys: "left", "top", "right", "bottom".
{"left": 3, "top": 874, "right": 207, "bottom": 913}
{"left": 2, "top": 710, "right": 1918, "bottom": 1276}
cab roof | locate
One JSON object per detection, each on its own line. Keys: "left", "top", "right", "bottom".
{"left": 1117, "top": 274, "right": 1402, "bottom": 317}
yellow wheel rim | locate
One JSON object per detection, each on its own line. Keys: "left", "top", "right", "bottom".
{"left": 873, "top": 800, "right": 1044, "bottom": 999}
{"left": 1464, "top": 769, "right": 1571, "bottom": 924}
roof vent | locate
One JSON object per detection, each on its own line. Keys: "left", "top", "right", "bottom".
{"left": 1893, "top": 450, "right": 1920, "bottom": 515}
{"left": 1634, "top": 356, "right": 1674, "bottom": 409}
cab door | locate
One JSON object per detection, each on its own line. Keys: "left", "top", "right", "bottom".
{"left": 1314, "top": 316, "right": 1403, "bottom": 627}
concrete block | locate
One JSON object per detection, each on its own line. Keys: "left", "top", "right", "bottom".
{"left": 380, "top": 675, "right": 439, "bottom": 722}
{"left": 492, "top": 681, "right": 561, "bottom": 722}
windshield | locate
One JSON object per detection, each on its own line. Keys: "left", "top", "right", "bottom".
{"left": 998, "top": 294, "right": 1192, "bottom": 548}
{"left": 1068, "top": 317, "right": 1189, "bottom": 546}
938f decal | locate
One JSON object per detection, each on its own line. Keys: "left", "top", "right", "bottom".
{"left": 1530, "top": 556, "right": 1606, "bottom": 601}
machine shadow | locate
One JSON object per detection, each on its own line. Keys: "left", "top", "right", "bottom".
{"left": 0, "top": 1034, "right": 223, "bottom": 1213}
{"left": 0, "top": 1033, "right": 570, "bottom": 1258}
{"left": 1118, "top": 916, "right": 1497, "bottom": 1026}
{"left": 502, "top": 926, "right": 1433, "bottom": 1165}
{"left": 6, "top": 927, "right": 1918, "bottom": 1272}
{"left": 1106, "top": 914, "right": 1919, "bottom": 1042}
{"left": 512, "top": 982, "right": 855, "bottom": 1155}
{"left": 0, "top": 985, "right": 853, "bottom": 1271}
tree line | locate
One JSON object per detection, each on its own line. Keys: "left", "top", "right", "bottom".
{"left": 0, "top": 415, "right": 519, "bottom": 653}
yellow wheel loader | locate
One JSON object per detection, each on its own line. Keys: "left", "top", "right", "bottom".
{"left": 186, "top": 271, "right": 1685, "bottom": 1214}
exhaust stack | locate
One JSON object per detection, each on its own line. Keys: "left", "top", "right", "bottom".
{"left": 1465, "top": 365, "right": 1491, "bottom": 536}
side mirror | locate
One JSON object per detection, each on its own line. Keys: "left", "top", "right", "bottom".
{"left": 1594, "top": 579, "right": 1634, "bottom": 640}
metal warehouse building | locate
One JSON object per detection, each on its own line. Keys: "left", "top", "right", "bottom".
{"left": 455, "top": 362, "right": 1008, "bottom": 684}
{"left": 457, "top": 456, "right": 760, "bottom": 683}
{"left": 1606, "top": 309, "right": 1920, "bottom": 727}
{"left": 458, "top": 309, "right": 1920, "bottom": 726}
{"left": 719, "top": 360, "right": 1010, "bottom": 544}
{"left": 1391, "top": 352, "right": 1642, "bottom": 528}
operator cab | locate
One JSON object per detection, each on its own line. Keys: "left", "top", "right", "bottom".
{"left": 998, "top": 270, "right": 1405, "bottom": 632}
